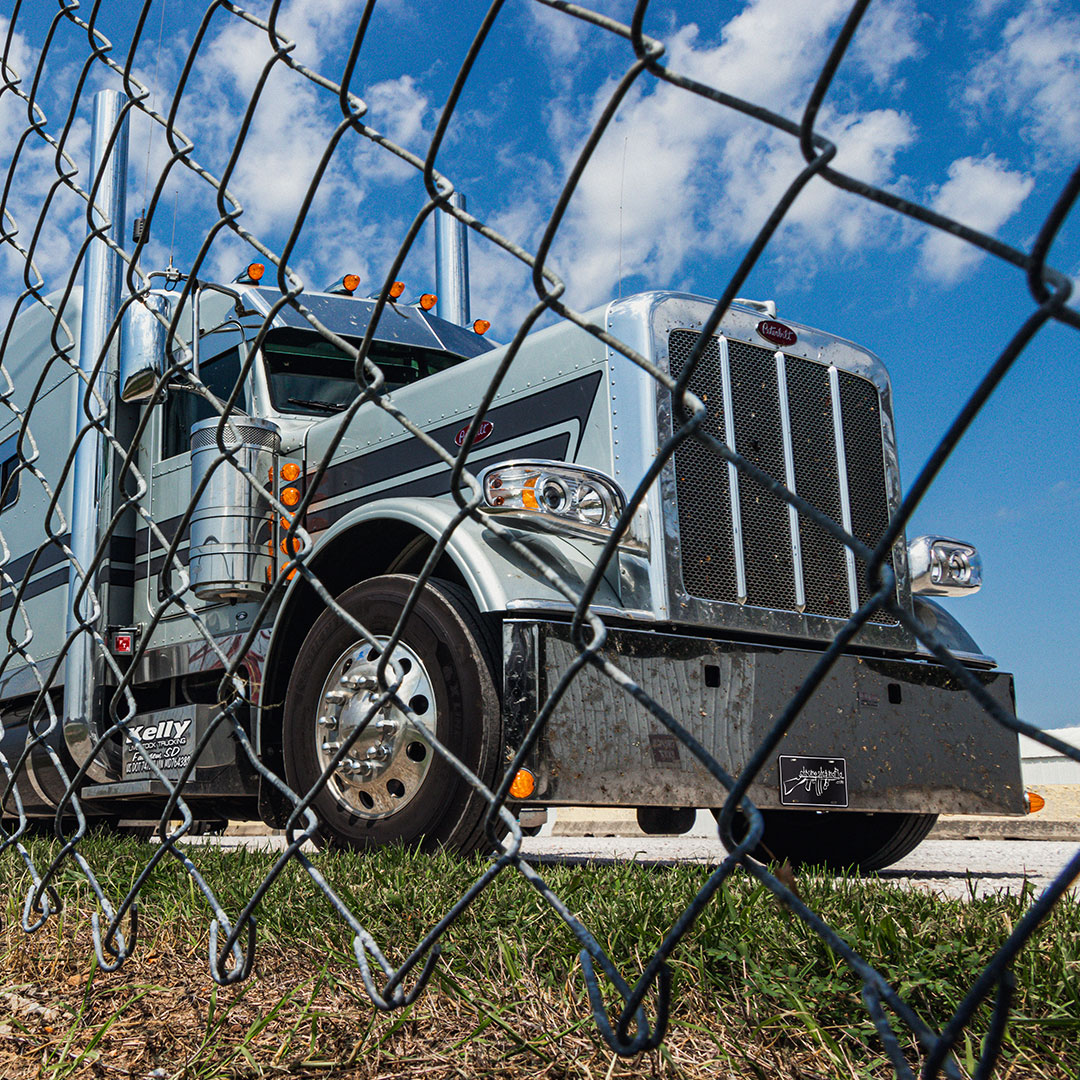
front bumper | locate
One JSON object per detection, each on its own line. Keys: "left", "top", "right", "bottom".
{"left": 503, "top": 621, "right": 1024, "bottom": 816}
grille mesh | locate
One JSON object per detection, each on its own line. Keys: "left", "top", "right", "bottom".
{"left": 670, "top": 335, "right": 738, "bottom": 601}
{"left": 785, "top": 357, "right": 850, "bottom": 618}
{"left": 839, "top": 371, "right": 897, "bottom": 621}
{"left": 668, "top": 329, "right": 897, "bottom": 624}
{"left": 728, "top": 340, "right": 797, "bottom": 610}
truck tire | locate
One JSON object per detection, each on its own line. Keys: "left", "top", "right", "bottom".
{"left": 715, "top": 808, "right": 938, "bottom": 872}
{"left": 282, "top": 575, "right": 503, "bottom": 855}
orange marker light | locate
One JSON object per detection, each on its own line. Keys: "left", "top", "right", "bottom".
{"left": 419, "top": 293, "right": 437, "bottom": 311}
{"left": 509, "top": 769, "right": 536, "bottom": 800}
{"left": 389, "top": 280, "right": 406, "bottom": 299}
{"left": 247, "top": 262, "right": 265, "bottom": 281}
{"left": 281, "top": 486, "right": 301, "bottom": 507}
{"left": 281, "top": 462, "right": 301, "bottom": 482}
{"left": 473, "top": 319, "right": 491, "bottom": 335}
{"left": 1026, "top": 790, "right": 1046, "bottom": 814}
{"left": 343, "top": 274, "right": 360, "bottom": 294}
{"left": 281, "top": 536, "right": 301, "bottom": 555}
{"left": 521, "top": 475, "right": 539, "bottom": 511}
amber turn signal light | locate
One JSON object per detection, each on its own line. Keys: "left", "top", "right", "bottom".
{"left": 509, "top": 769, "right": 536, "bottom": 800}
{"left": 473, "top": 319, "right": 491, "bottom": 335}
{"left": 281, "top": 462, "right": 301, "bottom": 482}
{"left": 281, "top": 486, "right": 301, "bottom": 507}
{"left": 1025, "top": 790, "right": 1046, "bottom": 814}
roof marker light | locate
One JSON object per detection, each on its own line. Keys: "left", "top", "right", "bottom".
{"left": 473, "top": 319, "right": 491, "bottom": 335}
{"left": 236, "top": 262, "right": 265, "bottom": 284}
{"left": 389, "top": 281, "right": 406, "bottom": 299}
{"left": 419, "top": 293, "right": 437, "bottom": 311}
{"left": 326, "top": 274, "right": 362, "bottom": 296}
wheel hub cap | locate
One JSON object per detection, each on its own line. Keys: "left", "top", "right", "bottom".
{"left": 315, "top": 639, "right": 436, "bottom": 819}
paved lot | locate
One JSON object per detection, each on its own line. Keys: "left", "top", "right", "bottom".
{"left": 521, "top": 835, "right": 1080, "bottom": 900}
{"left": 192, "top": 829, "right": 1079, "bottom": 900}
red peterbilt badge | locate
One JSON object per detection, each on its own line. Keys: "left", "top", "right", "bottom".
{"left": 455, "top": 420, "right": 494, "bottom": 447}
{"left": 756, "top": 320, "right": 797, "bottom": 347}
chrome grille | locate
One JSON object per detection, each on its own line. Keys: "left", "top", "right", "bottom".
{"left": 668, "top": 329, "right": 898, "bottom": 624}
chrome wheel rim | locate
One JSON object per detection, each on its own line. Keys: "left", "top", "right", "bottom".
{"left": 314, "top": 638, "right": 436, "bottom": 819}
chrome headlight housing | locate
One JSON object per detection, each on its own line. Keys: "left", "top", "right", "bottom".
{"left": 479, "top": 460, "right": 632, "bottom": 545}
{"left": 908, "top": 535, "right": 982, "bottom": 596}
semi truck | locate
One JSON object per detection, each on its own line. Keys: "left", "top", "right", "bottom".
{"left": 0, "top": 262, "right": 1026, "bottom": 870}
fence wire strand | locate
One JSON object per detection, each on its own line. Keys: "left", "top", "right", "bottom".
{"left": 0, "top": 0, "right": 1078, "bottom": 1074}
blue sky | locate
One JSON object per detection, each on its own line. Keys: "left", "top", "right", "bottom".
{"left": 1, "top": 0, "right": 1078, "bottom": 728}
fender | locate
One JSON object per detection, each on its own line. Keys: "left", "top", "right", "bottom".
{"left": 255, "top": 495, "right": 628, "bottom": 754}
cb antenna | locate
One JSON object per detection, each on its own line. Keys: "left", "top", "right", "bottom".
{"left": 132, "top": 0, "right": 169, "bottom": 244}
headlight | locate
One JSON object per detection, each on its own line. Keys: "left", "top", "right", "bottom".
{"left": 480, "top": 461, "right": 626, "bottom": 536}
{"left": 908, "top": 535, "right": 982, "bottom": 596}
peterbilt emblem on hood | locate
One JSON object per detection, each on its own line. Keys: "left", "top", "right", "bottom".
{"left": 756, "top": 320, "right": 797, "bottom": 347}
{"left": 455, "top": 420, "right": 494, "bottom": 448}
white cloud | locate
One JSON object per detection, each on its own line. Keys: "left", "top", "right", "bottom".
{"left": 850, "top": 0, "right": 924, "bottom": 87}
{"left": 535, "top": 1, "right": 920, "bottom": 309}
{"left": 155, "top": 3, "right": 437, "bottom": 293}
{"left": 0, "top": 18, "right": 93, "bottom": 302}
{"left": 964, "top": 0, "right": 1080, "bottom": 162}
{"left": 527, "top": 3, "right": 586, "bottom": 65}
{"left": 919, "top": 155, "right": 1034, "bottom": 284}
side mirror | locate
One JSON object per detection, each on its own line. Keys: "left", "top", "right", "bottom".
{"left": 119, "top": 294, "right": 170, "bottom": 402}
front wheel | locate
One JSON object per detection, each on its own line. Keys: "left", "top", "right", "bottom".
{"left": 716, "top": 808, "right": 938, "bottom": 872}
{"left": 282, "top": 575, "right": 503, "bottom": 854}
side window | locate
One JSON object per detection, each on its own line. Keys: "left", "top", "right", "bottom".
{"left": 161, "top": 347, "right": 246, "bottom": 459}
{"left": 0, "top": 434, "right": 18, "bottom": 511}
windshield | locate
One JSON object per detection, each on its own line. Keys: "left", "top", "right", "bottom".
{"left": 262, "top": 329, "right": 467, "bottom": 415}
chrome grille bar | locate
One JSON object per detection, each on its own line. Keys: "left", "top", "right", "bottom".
{"left": 828, "top": 364, "right": 860, "bottom": 614}
{"left": 719, "top": 338, "right": 747, "bottom": 602}
{"left": 775, "top": 350, "right": 805, "bottom": 611}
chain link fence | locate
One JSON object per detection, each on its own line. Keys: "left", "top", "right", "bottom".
{"left": 1, "top": 0, "right": 1078, "bottom": 1074}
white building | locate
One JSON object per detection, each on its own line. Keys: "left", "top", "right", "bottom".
{"left": 1021, "top": 726, "right": 1080, "bottom": 786}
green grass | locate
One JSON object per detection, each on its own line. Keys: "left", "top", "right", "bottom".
{"left": 2, "top": 833, "right": 1078, "bottom": 1078}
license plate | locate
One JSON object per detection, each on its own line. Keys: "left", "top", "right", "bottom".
{"left": 778, "top": 755, "right": 848, "bottom": 807}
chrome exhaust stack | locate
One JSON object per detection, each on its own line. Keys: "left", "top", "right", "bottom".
{"left": 64, "top": 90, "right": 129, "bottom": 783}
{"left": 434, "top": 191, "right": 470, "bottom": 326}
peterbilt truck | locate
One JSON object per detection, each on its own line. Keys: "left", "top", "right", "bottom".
{"left": 0, "top": 268, "right": 1025, "bottom": 870}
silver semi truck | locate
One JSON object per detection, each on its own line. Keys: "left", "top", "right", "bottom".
{"left": 0, "top": 270, "right": 1026, "bottom": 869}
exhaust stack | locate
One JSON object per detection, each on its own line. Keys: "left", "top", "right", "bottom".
{"left": 64, "top": 89, "right": 128, "bottom": 782}
{"left": 434, "top": 191, "right": 470, "bottom": 326}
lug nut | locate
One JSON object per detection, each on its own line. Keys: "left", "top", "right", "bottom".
{"left": 318, "top": 715, "right": 338, "bottom": 728}
{"left": 342, "top": 673, "right": 376, "bottom": 690}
